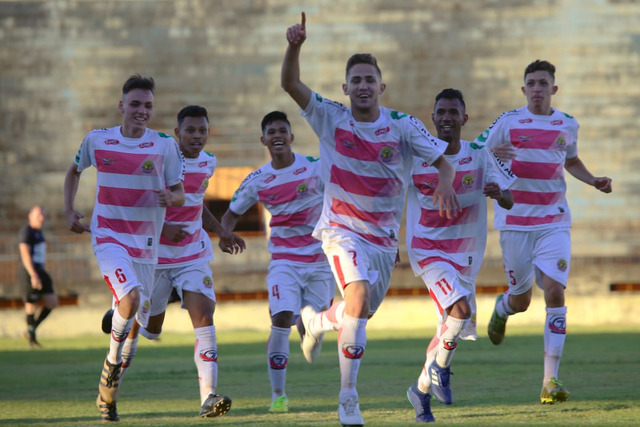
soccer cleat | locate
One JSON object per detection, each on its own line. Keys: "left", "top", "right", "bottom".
{"left": 487, "top": 294, "right": 508, "bottom": 345}
{"left": 98, "top": 356, "right": 122, "bottom": 404}
{"left": 199, "top": 393, "right": 232, "bottom": 417}
{"left": 428, "top": 361, "right": 453, "bottom": 405}
{"left": 338, "top": 394, "right": 364, "bottom": 426}
{"left": 300, "top": 305, "right": 323, "bottom": 363}
{"left": 22, "top": 330, "right": 41, "bottom": 348}
{"left": 268, "top": 395, "right": 289, "bottom": 413}
{"left": 540, "top": 378, "right": 569, "bottom": 404}
{"left": 101, "top": 309, "right": 114, "bottom": 334}
{"left": 96, "top": 394, "right": 119, "bottom": 422}
{"left": 407, "top": 382, "right": 435, "bottom": 423}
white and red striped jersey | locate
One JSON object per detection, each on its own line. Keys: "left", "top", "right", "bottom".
{"left": 75, "top": 126, "right": 184, "bottom": 264}
{"left": 475, "top": 106, "right": 578, "bottom": 231}
{"left": 302, "top": 91, "right": 447, "bottom": 252}
{"left": 157, "top": 151, "right": 216, "bottom": 268}
{"left": 406, "top": 141, "right": 516, "bottom": 281}
{"left": 229, "top": 153, "right": 326, "bottom": 266}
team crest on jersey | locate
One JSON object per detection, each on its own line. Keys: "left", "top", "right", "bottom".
{"left": 379, "top": 146, "right": 394, "bottom": 162}
{"left": 293, "top": 167, "right": 307, "bottom": 175}
{"left": 551, "top": 120, "right": 563, "bottom": 126}
{"left": 264, "top": 175, "right": 276, "bottom": 184}
{"left": 556, "top": 135, "right": 566, "bottom": 148}
{"left": 519, "top": 118, "right": 533, "bottom": 124}
{"left": 202, "top": 275, "right": 213, "bottom": 288}
{"left": 139, "top": 141, "right": 154, "bottom": 148}
{"left": 200, "top": 178, "right": 209, "bottom": 191}
{"left": 461, "top": 174, "right": 475, "bottom": 189}
{"left": 104, "top": 139, "right": 119, "bottom": 145}
{"left": 296, "top": 183, "right": 309, "bottom": 197}
{"left": 557, "top": 259, "right": 567, "bottom": 272}
{"left": 459, "top": 157, "right": 472, "bottom": 165}
{"left": 141, "top": 160, "right": 155, "bottom": 173}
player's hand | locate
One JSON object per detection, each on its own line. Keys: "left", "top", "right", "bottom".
{"left": 66, "top": 209, "right": 90, "bottom": 234}
{"left": 154, "top": 188, "right": 174, "bottom": 207}
{"left": 162, "top": 223, "right": 188, "bottom": 243}
{"left": 483, "top": 182, "right": 503, "bottom": 200}
{"left": 491, "top": 143, "right": 516, "bottom": 161}
{"left": 433, "top": 183, "right": 461, "bottom": 219}
{"left": 286, "top": 12, "right": 307, "bottom": 46}
{"left": 30, "top": 274, "right": 42, "bottom": 290}
{"left": 218, "top": 230, "right": 246, "bottom": 254}
{"left": 594, "top": 176, "right": 612, "bottom": 193}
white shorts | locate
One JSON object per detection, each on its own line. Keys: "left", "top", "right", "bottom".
{"left": 499, "top": 228, "right": 571, "bottom": 295}
{"left": 150, "top": 262, "right": 216, "bottom": 316}
{"left": 320, "top": 228, "right": 396, "bottom": 316}
{"left": 421, "top": 261, "right": 477, "bottom": 341}
{"left": 95, "top": 243, "right": 155, "bottom": 328}
{"left": 266, "top": 263, "right": 335, "bottom": 317}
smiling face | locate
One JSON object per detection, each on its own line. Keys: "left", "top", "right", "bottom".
{"left": 343, "top": 63, "right": 386, "bottom": 122}
{"left": 522, "top": 70, "right": 557, "bottom": 115}
{"left": 432, "top": 97, "right": 468, "bottom": 151}
{"left": 261, "top": 119, "right": 294, "bottom": 163}
{"left": 175, "top": 116, "right": 209, "bottom": 158}
{"left": 119, "top": 88, "right": 154, "bottom": 138}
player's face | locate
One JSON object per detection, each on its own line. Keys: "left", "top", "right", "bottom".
{"left": 29, "top": 206, "right": 46, "bottom": 229}
{"left": 119, "top": 88, "right": 154, "bottom": 137}
{"left": 343, "top": 63, "right": 385, "bottom": 116}
{"left": 176, "top": 116, "right": 209, "bottom": 159}
{"left": 432, "top": 98, "right": 468, "bottom": 144}
{"left": 261, "top": 120, "right": 293, "bottom": 157}
{"left": 522, "top": 70, "right": 557, "bottom": 115}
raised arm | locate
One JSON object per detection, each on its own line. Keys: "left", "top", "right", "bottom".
{"left": 431, "top": 155, "right": 461, "bottom": 219}
{"left": 63, "top": 163, "right": 91, "bottom": 234}
{"left": 281, "top": 11, "right": 312, "bottom": 109}
{"left": 565, "top": 155, "right": 612, "bottom": 193}
{"left": 202, "top": 203, "right": 245, "bottom": 254}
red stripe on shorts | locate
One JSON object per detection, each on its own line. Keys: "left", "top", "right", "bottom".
{"left": 333, "top": 255, "right": 347, "bottom": 289}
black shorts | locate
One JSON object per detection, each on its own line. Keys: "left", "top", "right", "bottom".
{"left": 19, "top": 265, "right": 54, "bottom": 303}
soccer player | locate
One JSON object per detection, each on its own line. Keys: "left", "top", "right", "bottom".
{"left": 220, "top": 111, "right": 334, "bottom": 414}
{"left": 405, "top": 89, "right": 515, "bottom": 422}
{"left": 18, "top": 205, "right": 58, "bottom": 348}
{"left": 117, "top": 105, "right": 245, "bottom": 418}
{"left": 476, "top": 60, "right": 612, "bottom": 404}
{"left": 281, "top": 13, "right": 460, "bottom": 426}
{"left": 63, "top": 75, "right": 185, "bottom": 422}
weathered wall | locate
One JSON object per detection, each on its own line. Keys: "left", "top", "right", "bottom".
{"left": 0, "top": 0, "right": 638, "bottom": 294}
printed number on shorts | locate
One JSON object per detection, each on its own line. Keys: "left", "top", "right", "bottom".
{"left": 115, "top": 268, "right": 127, "bottom": 283}
{"left": 272, "top": 284, "right": 280, "bottom": 300}
{"left": 508, "top": 270, "right": 516, "bottom": 286}
{"left": 348, "top": 250, "right": 358, "bottom": 266}
{"left": 435, "top": 278, "right": 452, "bottom": 295}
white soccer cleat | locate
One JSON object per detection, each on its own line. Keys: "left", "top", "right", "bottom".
{"left": 300, "top": 305, "right": 323, "bottom": 363}
{"left": 338, "top": 394, "right": 364, "bottom": 426}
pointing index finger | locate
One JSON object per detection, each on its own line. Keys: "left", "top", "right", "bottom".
{"left": 301, "top": 11, "right": 306, "bottom": 29}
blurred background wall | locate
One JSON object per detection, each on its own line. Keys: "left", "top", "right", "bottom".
{"left": 0, "top": 0, "right": 638, "bottom": 300}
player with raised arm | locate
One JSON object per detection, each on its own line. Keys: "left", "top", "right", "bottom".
{"left": 64, "top": 75, "right": 185, "bottom": 423}
{"left": 220, "top": 111, "right": 334, "bottom": 414}
{"left": 405, "top": 89, "right": 515, "bottom": 423}
{"left": 477, "top": 60, "right": 612, "bottom": 404}
{"left": 282, "top": 13, "right": 460, "bottom": 426}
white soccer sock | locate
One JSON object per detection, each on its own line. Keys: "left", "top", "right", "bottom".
{"left": 315, "top": 300, "right": 345, "bottom": 333}
{"left": 338, "top": 314, "right": 367, "bottom": 395}
{"left": 194, "top": 325, "right": 218, "bottom": 404}
{"left": 543, "top": 306, "right": 567, "bottom": 381}
{"left": 119, "top": 336, "right": 138, "bottom": 384}
{"left": 495, "top": 292, "right": 516, "bottom": 319}
{"left": 435, "top": 316, "right": 467, "bottom": 368}
{"left": 418, "top": 333, "right": 440, "bottom": 393}
{"left": 267, "top": 325, "right": 290, "bottom": 400}
{"left": 108, "top": 308, "right": 133, "bottom": 364}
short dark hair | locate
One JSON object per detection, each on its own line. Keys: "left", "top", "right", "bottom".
{"left": 122, "top": 74, "right": 155, "bottom": 95}
{"left": 346, "top": 53, "right": 382, "bottom": 80}
{"left": 261, "top": 111, "right": 290, "bottom": 133}
{"left": 435, "top": 88, "right": 466, "bottom": 111}
{"left": 524, "top": 60, "right": 556, "bottom": 81}
{"left": 177, "top": 105, "right": 209, "bottom": 127}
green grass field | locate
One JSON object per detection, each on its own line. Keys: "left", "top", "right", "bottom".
{"left": 1, "top": 326, "right": 638, "bottom": 426}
